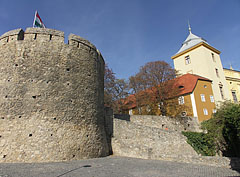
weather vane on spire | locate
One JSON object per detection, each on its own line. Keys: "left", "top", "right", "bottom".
{"left": 188, "top": 20, "right": 192, "bottom": 34}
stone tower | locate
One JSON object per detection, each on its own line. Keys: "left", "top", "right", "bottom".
{"left": 0, "top": 28, "right": 109, "bottom": 162}
{"left": 171, "top": 27, "right": 230, "bottom": 105}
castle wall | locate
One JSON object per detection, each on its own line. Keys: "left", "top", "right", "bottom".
{"left": 112, "top": 118, "right": 198, "bottom": 160}
{"left": 0, "top": 28, "right": 109, "bottom": 162}
{"left": 114, "top": 114, "right": 201, "bottom": 132}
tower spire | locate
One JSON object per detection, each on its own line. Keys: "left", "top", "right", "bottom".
{"left": 188, "top": 20, "right": 192, "bottom": 34}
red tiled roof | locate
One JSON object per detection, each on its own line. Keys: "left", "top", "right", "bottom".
{"left": 172, "top": 73, "right": 212, "bottom": 96}
{"left": 123, "top": 73, "right": 212, "bottom": 110}
{"left": 123, "top": 94, "right": 136, "bottom": 109}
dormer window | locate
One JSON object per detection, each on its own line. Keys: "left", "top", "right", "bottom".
{"left": 178, "top": 85, "right": 184, "bottom": 89}
{"left": 185, "top": 55, "right": 191, "bottom": 65}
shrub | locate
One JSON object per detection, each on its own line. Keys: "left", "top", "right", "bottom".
{"left": 182, "top": 131, "right": 216, "bottom": 156}
{"left": 201, "top": 101, "right": 240, "bottom": 157}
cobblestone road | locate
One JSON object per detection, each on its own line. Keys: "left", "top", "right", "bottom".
{"left": 0, "top": 156, "right": 239, "bottom": 177}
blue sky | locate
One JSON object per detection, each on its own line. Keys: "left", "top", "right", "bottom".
{"left": 0, "top": 0, "right": 239, "bottom": 79}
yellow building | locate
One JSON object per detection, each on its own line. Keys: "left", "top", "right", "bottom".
{"left": 223, "top": 67, "right": 240, "bottom": 103}
{"left": 167, "top": 74, "right": 216, "bottom": 122}
{"left": 124, "top": 74, "right": 216, "bottom": 122}
{"left": 171, "top": 26, "right": 230, "bottom": 105}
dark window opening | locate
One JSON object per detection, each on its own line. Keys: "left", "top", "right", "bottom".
{"left": 232, "top": 91, "right": 238, "bottom": 103}
{"left": 212, "top": 53, "right": 215, "bottom": 62}
{"left": 215, "top": 68, "right": 220, "bottom": 77}
{"left": 185, "top": 55, "right": 191, "bottom": 65}
{"left": 219, "top": 86, "right": 224, "bottom": 99}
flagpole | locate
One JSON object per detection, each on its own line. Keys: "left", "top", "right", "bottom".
{"left": 33, "top": 11, "right": 37, "bottom": 28}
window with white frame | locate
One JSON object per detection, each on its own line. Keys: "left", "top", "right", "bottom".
{"left": 129, "top": 109, "right": 133, "bottom": 115}
{"left": 212, "top": 109, "right": 217, "bottom": 113}
{"left": 185, "top": 55, "right": 191, "bottom": 65}
{"left": 210, "top": 95, "right": 214, "bottom": 102}
{"left": 200, "top": 94, "right": 206, "bottom": 102}
{"left": 178, "top": 96, "right": 184, "bottom": 105}
{"left": 203, "top": 108, "right": 208, "bottom": 115}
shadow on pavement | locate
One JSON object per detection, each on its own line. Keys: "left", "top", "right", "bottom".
{"left": 56, "top": 164, "right": 91, "bottom": 177}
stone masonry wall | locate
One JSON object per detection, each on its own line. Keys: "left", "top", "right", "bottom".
{"left": 112, "top": 118, "right": 198, "bottom": 160}
{"left": 112, "top": 115, "right": 240, "bottom": 168}
{"left": 114, "top": 114, "right": 201, "bottom": 132}
{"left": 0, "top": 28, "right": 109, "bottom": 162}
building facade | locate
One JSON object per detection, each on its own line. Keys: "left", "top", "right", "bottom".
{"left": 224, "top": 67, "right": 240, "bottom": 103}
{"left": 171, "top": 27, "right": 230, "bottom": 105}
{"left": 167, "top": 74, "right": 216, "bottom": 122}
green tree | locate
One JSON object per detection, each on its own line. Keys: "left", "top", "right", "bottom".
{"left": 201, "top": 101, "right": 240, "bottom": 157}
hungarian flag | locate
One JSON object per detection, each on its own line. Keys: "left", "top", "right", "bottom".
{"left": 33, "top": 11, "right": 46, "bottom": 28}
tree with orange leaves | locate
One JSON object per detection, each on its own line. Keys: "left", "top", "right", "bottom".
{"left": 104, "top": 64, "right": 129, "bottom": 113}
{"left": 129, "top": 61, "right": 177, "bottom": 116}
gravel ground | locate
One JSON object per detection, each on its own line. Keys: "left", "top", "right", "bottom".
{"left": 0, "top": 156, "right": 239, "bottom": 177}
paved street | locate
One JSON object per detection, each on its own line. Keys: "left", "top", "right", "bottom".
{"left": 0, "top": 156, "right": 239, "bottom": 177}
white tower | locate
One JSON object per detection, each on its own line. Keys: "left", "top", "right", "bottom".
{"left": 171, "top": 26, "right": 230, "bottom": 104}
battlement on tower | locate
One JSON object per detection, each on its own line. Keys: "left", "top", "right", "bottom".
{"left": 0, "top": 28, "right": 101, "bottom": 55}
{"left": 0, "top": 28, "right": 24, "bottom": 43}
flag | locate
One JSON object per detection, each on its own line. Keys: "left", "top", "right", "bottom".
{"left": 33, "top": 11, "right": 46, "bottom": 28}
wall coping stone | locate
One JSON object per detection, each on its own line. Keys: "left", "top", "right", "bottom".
{"left": 68, "top": 33, "right": 96, "bottom": 50}
{"left": 25, "top": 27, "right": 64, "bottom": 37}
{"left": 0, "top": 28, "right": 24, "bottom": 40}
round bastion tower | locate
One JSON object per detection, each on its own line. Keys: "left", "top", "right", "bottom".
{"left": 0, "top": 28, "right": 109, "bottom": 162}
